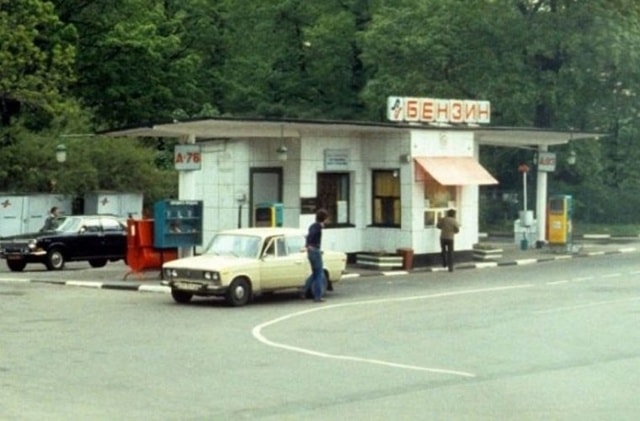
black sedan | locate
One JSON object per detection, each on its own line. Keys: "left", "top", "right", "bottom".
{"left": 0, "top": 215, "right": 127, "bottom": 271}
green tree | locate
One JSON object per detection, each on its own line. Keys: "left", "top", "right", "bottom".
{"left": 52, "top": 0, "right": 210, "bottom": 127}
{"left": 0, "top": 127, "right": 177, "bottom": 204}
{"left": 0, "top": 0, "right": 76, "bottom": 127}
{"left": 220, "top": 0, "right": 371, "bottom": 119}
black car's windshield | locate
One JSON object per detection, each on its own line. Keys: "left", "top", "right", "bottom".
{"left": 52, "top": 217, "right": 82, "bottom": 233}
{"left": 205, "top": 234, "right": 261, "bottom": 258}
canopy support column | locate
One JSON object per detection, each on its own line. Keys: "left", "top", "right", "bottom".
{"left": 535, "top": 144, "right": 548, "bottom": 246}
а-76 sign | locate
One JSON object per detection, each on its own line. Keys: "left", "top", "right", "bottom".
{"left": 174, "top": 144, "right": 202, "bottom": 171}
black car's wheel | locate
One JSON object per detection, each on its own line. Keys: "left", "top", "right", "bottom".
{"left": 45, "top": 248, "right": 65, "bottom": 270}
{"left": 88, "top": 259, "right": 108, "bottom": 268}
{"left": 171, "top": 289, "right": 193, "bottom": 304}
{"left": 225, "top": 278, "right": 251, "bottom": 307}
{"left": 7, "top": 259, "right": 26, "bottom": 272}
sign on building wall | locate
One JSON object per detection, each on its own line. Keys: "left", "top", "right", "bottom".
{"left": 387, "top": 96, "right": 491, "bottom": 124}
{"left": 174, "top": 144, "right": 202, "bottom": 171}
{"left": 324, "top": 149, "right": 350, "bottom": 171}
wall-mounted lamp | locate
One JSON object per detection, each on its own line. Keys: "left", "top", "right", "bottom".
{"left": 277, "top": 125, "right": 288, "bottom": 161}
{"left": 567, "top": 150, "right": 576, "bottom": 165}
{"left": 277, "top": 144, "right": 288, "bottom": 161}
{"left": 399, "top": 153, "right": 411, "bottom": 164}
{"left": 55, "top": 144, "right": 67, "bottom": 163}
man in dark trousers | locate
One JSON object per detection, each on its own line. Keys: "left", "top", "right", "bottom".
{"left": 437, "top": 209, "right": 460, "bottom": 272}
{"left": 301, "top": 209, "right": 329, "bottom": 302}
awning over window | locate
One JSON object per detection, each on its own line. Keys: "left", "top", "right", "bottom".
{"left": 414, "top": 156, "right": 498, "bottom": 185}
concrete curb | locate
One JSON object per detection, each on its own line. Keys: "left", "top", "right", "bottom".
{"left": 344, "top": 246, "right": 637, "bottom": 278}
{"left": 1, "top": 245, "right": 636, "bottom": 290}
{"left": 0, "top": 277, "right": 171, "bottom": 293}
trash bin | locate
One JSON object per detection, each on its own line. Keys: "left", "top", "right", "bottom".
{"left": 396, "top": 248, "right": 414, "bottom": 270}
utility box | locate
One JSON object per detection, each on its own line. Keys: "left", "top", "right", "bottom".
{"left": 548, "top": 194, "right": 573, "bottom": 246}
{"left": 84, "top": 192, "right": 143, "bottom": 218}
{"left": 0, "top": 194, "right": 72, "bottom": 237}
{"left": 254, "top": 202, "right": 283, "bottom": 227}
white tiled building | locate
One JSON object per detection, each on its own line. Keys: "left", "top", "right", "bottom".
{"left": 106, "top": 118, "right": 598, "bottom": 265}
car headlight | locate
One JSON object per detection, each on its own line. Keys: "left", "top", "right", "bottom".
{"left": 28, "top": 239, "right": 37, "bottom": 250}
{"left": 203, "top": 271, "right": 220, "bottom": 281}
{"left": 164, "top": 268, "right": 178, "bottom": 278}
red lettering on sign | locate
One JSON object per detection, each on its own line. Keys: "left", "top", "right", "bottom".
{"left": 406, "top": 99, "right": 419, "bottom": 121}
{"left": 421, "top": 99, "right": 435, "bottom": 121}
{"left": 450, "top": 100, "right": 463, "bottom": 123}
{"left": 435, "top": 101, "right": 449, "bottom": 122}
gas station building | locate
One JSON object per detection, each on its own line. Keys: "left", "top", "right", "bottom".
{"left": 105, "top": 98, "right": 600, "bottom": 264}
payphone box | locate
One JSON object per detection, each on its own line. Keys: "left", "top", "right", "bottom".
{"left": 547, "top": 194, "right": 572, "bottom": 245}
{"left": 254, "top": 202, "right": 283, "bottom": 227}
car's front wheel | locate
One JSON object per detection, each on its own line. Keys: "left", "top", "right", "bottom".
{"left": 171, "top": 289, "right": 193, "bottom": 304}
{"left": 225, "top": 278, "right": 251, "bottom": 307}
{"left": 45, "top": 248, "right": 65, "bottom": 270}
{"left": 7, "top": 259, "right": 26, "bottom": 272}
{"left": 88, "top": 259, "right": 107, "bottom": 268}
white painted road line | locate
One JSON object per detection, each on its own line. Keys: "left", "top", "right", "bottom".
{"left": 533, "top": 297, "right": 640, "bottom": 314}
{"left": 0, "top": 277, "right": 31, "bottom": 283}
{"left": 252, "top": 284, "right": 533, "bottom": 379}
{"left": 546, "top": 280, "right": 569, "bottom": 285}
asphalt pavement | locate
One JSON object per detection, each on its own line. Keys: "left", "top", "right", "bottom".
{"left": 1, "top": 234, "right": 638, "bottom": 293}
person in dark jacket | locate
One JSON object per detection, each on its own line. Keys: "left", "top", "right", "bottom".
{"left": 301, "top": 209, "right": 329, "bottom": 302}
{"left": 436, "top": 209, "right": 460, "bottom": 272}
{"left": 40, "top": 207, "right": 60, "bottom": 232}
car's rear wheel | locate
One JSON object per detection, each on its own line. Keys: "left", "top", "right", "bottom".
{"left": 225, "top": 278, "right": 251, "bottom": 307}
{"left": 45, "top": 248, "right": 65, "bottom": 270}
{"left": 7, "top": 259, "right": 26, "bottom": 272}
{"left": 88, "top": 259, "right": 107, "bottom": 268}
{"left": 171, "top": 289, "right": 193, "bottom": 304}
{"left": 324, "top": 271, "right": 333, "bottom": 291}
{"left": 305, "top": 274, "right": 329, "bottom": 299}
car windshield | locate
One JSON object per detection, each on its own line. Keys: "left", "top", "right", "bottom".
{"left": 52, "top": 216, "right": 83, "bottom": 233}
{"left": 204, "top": 234, "right": 261, "bottom": 258}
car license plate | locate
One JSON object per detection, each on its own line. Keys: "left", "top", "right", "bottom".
{"left": 175, "top": 281, "right": 202, "bottom": 291}
{"left": 6, "top": 255, "right": 23, "bottom": 260}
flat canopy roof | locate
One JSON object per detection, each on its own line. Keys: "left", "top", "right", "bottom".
{"left": 100, "top": 117, "right": 604, "bottom": 148}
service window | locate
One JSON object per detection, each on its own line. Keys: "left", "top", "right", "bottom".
{"left": 372, "top": 169, "right": 401, "bottom": 227}
{"left": 317, "top": 172, "right": 351, "bottom": 227}
{"left": 423, "top": 174, "right": 457, "bottom": 227}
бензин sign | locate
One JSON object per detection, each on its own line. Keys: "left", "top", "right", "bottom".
{"left": 387, "top": 96, "right": 491, "bottom": 124}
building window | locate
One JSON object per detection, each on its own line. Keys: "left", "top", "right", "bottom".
{"left": 317, "top": 172, "right": 351, "bottom": 227}
{"left": 372, "top": 169, "right": 400, "bottom": 227}
{"left": 424, "top": 174, "right": 457, "bottom": 226}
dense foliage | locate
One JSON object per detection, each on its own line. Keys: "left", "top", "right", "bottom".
{"left": 1, "top": 0, "right": 640, "bottom": 224}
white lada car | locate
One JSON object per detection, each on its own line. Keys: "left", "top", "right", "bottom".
{"left": 161, "top": 227, "right": 347, "bottom": 306}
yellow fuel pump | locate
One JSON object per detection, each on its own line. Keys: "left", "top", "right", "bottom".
{"left": 547, "top": 194, "right": 572, "bottom": 248}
